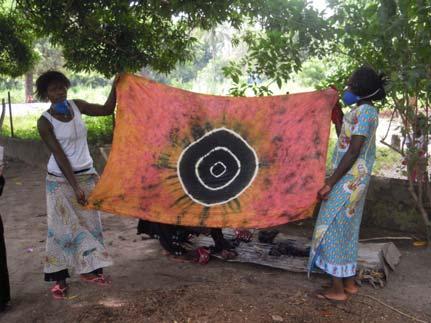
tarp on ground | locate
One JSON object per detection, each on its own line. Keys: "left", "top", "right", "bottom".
{"left": 87, "top": 74, "right": 338, "bottom": 228}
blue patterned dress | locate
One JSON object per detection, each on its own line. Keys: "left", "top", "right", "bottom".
{"left": 307, "top": 104, "right": 378, "bottom": 278}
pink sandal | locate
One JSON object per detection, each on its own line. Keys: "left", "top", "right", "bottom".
{"left": 195, "top": 247, "right": 210, "bottom": 265}
{"left": 80, "top": 274, "right": 111, "bottom": 286}
{"left": 235, "top": 229, "right": 253, "bottom": 242}
{"left": 51, "top": 284, "right": 68, "bottom": 300}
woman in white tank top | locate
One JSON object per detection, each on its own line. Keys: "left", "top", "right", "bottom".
{"left": 36, "top": 71, "right": 119, "bottom": 299}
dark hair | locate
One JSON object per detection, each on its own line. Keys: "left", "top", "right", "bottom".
{"left": 35, "top": 71, "right": 71, "bottom": 101}
{"left": 348, "top": 66, "right": 386, "bottom": 101}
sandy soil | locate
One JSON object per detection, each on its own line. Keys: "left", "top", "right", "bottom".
{"left": 0, "top": 160, "right": 430, "bottom": 323}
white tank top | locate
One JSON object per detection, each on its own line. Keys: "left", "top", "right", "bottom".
{"left": 42, "top": 100, "right": 94, "bottom": 176}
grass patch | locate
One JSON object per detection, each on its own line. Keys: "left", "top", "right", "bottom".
{"left": 326, "top": 137, "right": 336, "bottom": 170}
{"left": 2, "top": 114, "right": 112, "bottom": 144}
{"left": 1, "top": 85, "right": 114, "bottom": 144}
{"left": 0, "top": 88, "right": 25, "bottom": 103}
{"left": 373, "top": 146, "right": 402, "bottom": 176}
{"left": 69, "top": 86, "right": 111, "bottom": 104}
{"left": 2, "top": 114, "right": 40, "bottom": 140}
{"left": 83, "top": 115, "right": 114, "bottom": 144}
{"left": 2, "top": 111, "right": 114, "bottom": 144}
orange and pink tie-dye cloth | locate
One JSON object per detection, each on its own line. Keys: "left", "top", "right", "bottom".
{"left": 88, "top": 74, "right": 338, "bottom": 228}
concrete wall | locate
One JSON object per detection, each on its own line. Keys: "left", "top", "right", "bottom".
{"left": 364, "top": 176, "right": 426, "bottom": 234}
{"left": 0, "top": 136, "right": 426, "bottom": 235}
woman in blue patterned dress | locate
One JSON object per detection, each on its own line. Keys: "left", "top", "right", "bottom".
{"left": 308, "top": 66, "right": 386, "bottom": 301}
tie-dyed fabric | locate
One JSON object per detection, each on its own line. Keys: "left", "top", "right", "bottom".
{"left": 88, "top": 74, "right": 338, "bottom": 228}
{"left": 308, "top": 104, "right": 378, "bottom": 277}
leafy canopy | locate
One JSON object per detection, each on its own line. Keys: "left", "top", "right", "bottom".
{"left": 223, "top": 0, "right": 332, "bottom": 95}
{"left": 319, "top": 0, "right": 431, "bottom": 101}
{"left": 2, "top": 0, "right": 330, "bottom": 79}
{"left": 0, "top": 1, "right": 37, "bottom": 77}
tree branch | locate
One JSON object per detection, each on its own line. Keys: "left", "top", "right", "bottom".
{"left": 380, "top": 140, "right": 404, "bottom": 156}
{"left": 408, "top": 176, "right": 430, "bottom": 226}
{"left": 381, "top": 108, "right": 396, "bottom": 142}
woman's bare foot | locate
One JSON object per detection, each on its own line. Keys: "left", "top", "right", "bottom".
{"left": 344, "top": 283, "right": 359, "bottom": 294}
{"left": 344, "top": 286, "right": 359, "bottom": 294}
{"left": 80, "top": 273, "right": 99, "bottom": 280}
{"left": 316, "top": 276, "right": 348, "bottom": 302}
{"left": 165, "top": 252, "right": 193, "bottom": 263}
{"left": 316, "top": 288, "right": 348, "bottom": 302}
{"left": 80, "top": 273, "right": 111, "bottom": 285}
{"left": 343, "top": 278, "right": 359, "bottom": 294}
{"left": 320, "top": 284, "right": 357, "bottom": 293}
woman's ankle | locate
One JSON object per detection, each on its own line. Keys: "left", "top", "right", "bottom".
{"left": 80, "top": 273, "right": 98, "bottom": 278}
{"left": 56, "top": 279, "right": 67, "bottom": 289}
{"left": 81, "top": 268, "right": 103, "bottom": 278}
{"left": 343, "top": 277, "right": 357, "bottom": 288}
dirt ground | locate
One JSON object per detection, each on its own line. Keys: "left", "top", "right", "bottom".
{"left": 0, "top": 160, "right": 430, "bottom": 323}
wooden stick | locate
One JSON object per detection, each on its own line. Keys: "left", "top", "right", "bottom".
{"left": 358, "top": 294, "right": 428, "bottom": 323}
{"left": 0, "top": 98, "right": 6, "bottom": 134}
{"left": 7, "top": 91, "right": 14, "bottom": 137}
{"left": 381, "top": 108, "right": 396, "bottom": 142}
{"left": 380, "top": 139, "right": 404, "bottom": 156}
{"left": 359, "top": 237, "right": 413, "bottom": 242}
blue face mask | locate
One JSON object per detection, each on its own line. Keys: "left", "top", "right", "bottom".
{"left": 342, "top": 88, "right": 381, "bottom": 106}
{"left": 53, "top": 100, "right": 69, "bottom": 114}
{"left": 342, "top": 91, "right": 360, "bottom": 106}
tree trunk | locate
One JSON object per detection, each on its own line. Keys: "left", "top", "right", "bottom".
{"left": 25, "top": 72, "right": 33, "bottom": 103}
{"left": 408, "top": 176, "right": 431, "bottom": 246}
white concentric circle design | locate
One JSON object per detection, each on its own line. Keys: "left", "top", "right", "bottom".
{"left": 177, "top": 127, "right": 259, "bottom": 207}
{"left": 195, "top": 147, "right": 241, "bottom": 191}
{"left": 209, "top": 161, "right": 227, "bottom": 178}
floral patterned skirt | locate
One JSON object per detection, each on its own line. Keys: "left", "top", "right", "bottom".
{"left": 44, "top": 174, "right": 113, "bottom": 275}
{"left": 307, "top": 174, "right": 370, "bottom": 278}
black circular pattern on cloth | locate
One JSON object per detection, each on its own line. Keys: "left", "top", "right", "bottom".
{"left": 177, "top": 128, "right": 259, "bottom": 206}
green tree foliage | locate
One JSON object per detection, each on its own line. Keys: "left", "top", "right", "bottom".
{"left": 149, "top": 30, "right": 213, "bottom": 88}
{"left": 32, "top": 39, "right": 111, "bottom": 88}
{"left": 0, "top": 2, "right": 37, "bottom": 77}
{"left": 319, "top": 0, "right": 431, "bottom": 96}
{"left": 33, "top": 38, "right": 65, "bottom": 76}
{"left": 13, "top": 0, "right": 331, "bottom": 80}
{"left": 16, "top": 0, "right": 253, "bottom": 76}
{"left": 161, "top": 25, "right": 245, "bottom": 93}
{"left": 223, "top": 0, "right": 332, "bottom": 95}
